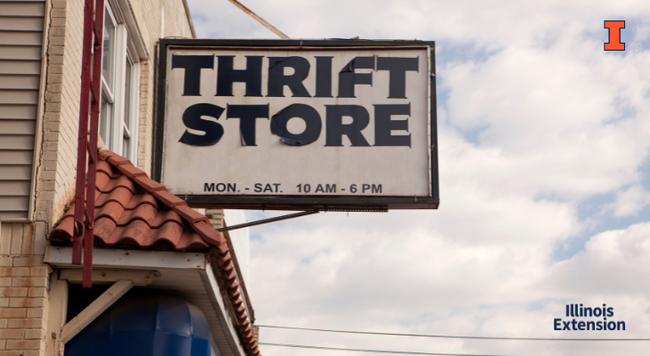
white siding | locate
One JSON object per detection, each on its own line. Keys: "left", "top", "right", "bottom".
{"left": 0, "top": 0, "right": 45, "bottom": 220}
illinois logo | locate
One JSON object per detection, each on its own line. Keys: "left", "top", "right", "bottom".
{"left": 604, "top": 20, "right": 625, "bottom": 51}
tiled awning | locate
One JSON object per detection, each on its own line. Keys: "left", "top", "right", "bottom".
{"left": 50, "top": 151, "right": 220, "bottom": 250}
{"left": 49, "top": 150, "right": 260, "bottom": 356}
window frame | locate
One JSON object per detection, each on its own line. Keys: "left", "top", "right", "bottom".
{"left": 100, "top": 1, "right": 140, "bottom": 163}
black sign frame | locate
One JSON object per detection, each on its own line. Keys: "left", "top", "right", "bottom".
{"left": 153, "top": 39, "right": 439, "bottom": 211}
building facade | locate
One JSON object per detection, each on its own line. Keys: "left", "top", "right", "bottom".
{"left": 0, "top": 1, "right": 258, "bottom": 355}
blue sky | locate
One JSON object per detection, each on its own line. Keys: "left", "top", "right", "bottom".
{"left": 185, "top": 1, "right": 650, "bottom": 355}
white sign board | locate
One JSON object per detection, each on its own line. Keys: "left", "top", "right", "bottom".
{"left": 154, "top": 40, "right": 438, "bottom": 210}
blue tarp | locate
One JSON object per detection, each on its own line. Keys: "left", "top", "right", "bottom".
{"left": 65, "top": 292, "right": 220, "bottom": 356}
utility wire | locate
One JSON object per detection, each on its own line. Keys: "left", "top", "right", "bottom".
{"left": 260, "top": 342, "right": 512, "bottom": 356}
{"left": 258, "top": 325, "right": 650, "bottom": 341}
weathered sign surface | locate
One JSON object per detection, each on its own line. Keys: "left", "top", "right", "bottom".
{"left": 154, "top": 39, "right": 438, "bottom": 210}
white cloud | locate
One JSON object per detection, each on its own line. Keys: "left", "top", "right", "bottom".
{"left": 544, "top": 222, "right": 650, "bottom": 294}
{"left": 248, "top": 213, "right": 650, "bottom": 355}
{"left": 606, "top": 184, "right": 650, "bottom": 216}
{"left": 186, "top": 1, "right": 650, "bottom": 355}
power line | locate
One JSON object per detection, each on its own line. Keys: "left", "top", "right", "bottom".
{"left": 260, "top": 342, "right": 512, "bottom": 356}
{"left": 258, "top": 325, "right": 650, "bottom": 341}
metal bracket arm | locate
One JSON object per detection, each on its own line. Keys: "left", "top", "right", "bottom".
{"left": 217, "top": 210, "right": 319, "bottom": 232}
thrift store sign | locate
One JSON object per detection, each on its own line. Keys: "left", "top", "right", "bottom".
{"left": 155, "top": 40, "right": 439, "bottom": 210}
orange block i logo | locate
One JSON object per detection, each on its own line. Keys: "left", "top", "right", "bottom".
{"left": 604, "top": 20, "right": 625, "bottom": 51}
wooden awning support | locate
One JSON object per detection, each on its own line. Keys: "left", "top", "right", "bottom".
{"left": 57, "top": 270, "right": 156, "bottom": 344}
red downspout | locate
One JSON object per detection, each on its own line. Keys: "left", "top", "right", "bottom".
{"left": 73, "top": 0, "right": 104, "bottom": 288}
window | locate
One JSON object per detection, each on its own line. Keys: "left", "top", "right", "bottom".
{"left": 100, "top": 3, "right": 140, "bottom": 162}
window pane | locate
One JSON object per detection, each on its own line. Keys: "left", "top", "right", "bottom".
{"left": 122, "top": 57, "right": 133, "bottom": 158}
{"left": 123, "top": 58, "right": 132, "bottom": 128}
{"left": 100, "top": 96, "right": 113, "bottom": 150}
{"left": 99, "top": 96, "right": 106, "bottom": 143}
{"left": 122, "top": 134, "right": 130, "bottom": 158}
{"left": 102, "top": 9, "right": 115, "bottom": 90}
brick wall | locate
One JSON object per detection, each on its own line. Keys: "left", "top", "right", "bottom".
{"left": 1, "top": 2, "right": 195, "bottom": 355}
{"left": 206, "top": 209, "right": 225, "bottom": 230}
{"left": 0, "top": 222, "right": 50, "bottom": 356}
{"left": 163, "top": 0, "right": 195, "bottom": 39}
{"left": 2, "top": 0, "right": 59, "bottom": 354}
{"left": 130, "top": 0, "right": 195, "bottom": 175}
{"left": 137, "top": 59, "right": 153, "bottom": 175}
{"left": 36, "top": 0, "right": 196, "bottom": 214}
{"left": 36, "top": 0, "right": 83, "bottom": 226}
{"left": 129, "top": 0, "right": 159, "bottom": 175}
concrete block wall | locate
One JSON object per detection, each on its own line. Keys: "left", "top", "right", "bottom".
{"left": 0, "top": 222, "right": 50, "bottom": 356}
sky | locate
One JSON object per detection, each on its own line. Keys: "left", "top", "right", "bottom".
{"left": 185, "top": 1, "right": 650, "bottom": 355}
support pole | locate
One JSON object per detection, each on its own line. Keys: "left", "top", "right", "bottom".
{"left": 83, "top": 0, "right": 105, "bottom": 289}
{"left": 72, "top": 0, "right": 96, "bottom": 265}
{"left": 72, "top": 0, "right": 104, "bottom": 288}
{"left": 227, "top": 0, "right": 290, "bottom": 39}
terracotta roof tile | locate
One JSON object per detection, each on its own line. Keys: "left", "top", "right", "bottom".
{"left": 222, "top": 263, "right": 234, "bottom": 274}
{"left": 153, "top": 190, "right": 186, "bottom": 207}
{"left": 94, "top": 188, "right": 130, "bottom": 208}
{"left": 175, "top": 230, "right": 212, "bottom": 250}
{"left": 117, "top": 163, "right": 147, "bottom": 179}
{"left": 51, "top": 151, "right": 214, "bottom": 252}
{"left": 218, "top": 254, "right": 233, "bottom": 268}
{"left": 116, "top": 203, "right": 158, "bottom": 226}
{"left": 150, "top": 209, "right": 183, "bottom": 228}
{"left": 97, "top": 159, "right": 115, "bottom": 174}
{"left": 50, "top": 150, "right": 260, "bottom": 356}
{"left": 192, "top": 220, "right": 226, "bottom": 246}
{"left": 124, "top": 194, "right": 159, "bottom": 210}
{"left": 50, "top": 218, "right": 74, "bottom": 241}
{"left": 175, "top": 205, "right": 210, "bottom": 224}
{"left": 95, "top": 201, "right": 126, "bottom": 224}
{"left": 105, "top": 151, "right": 130, "bottom": 166}
{"left": 237, "top": 311, "right": 247, "bottom": 325}
{"left": 229, "top": 289, "right": 241, "bottom": 299}
{"left": 145, "top": 221, "right": 186, "bottom": 247}
{"left": 133, "top": 175, "right": 167, "bottom": 192}
{"left": 102, "top": 174, "right": 137, "bottom": 194}
{"left": 94, "top": 217, "right": 118, "bottom": 241}
{"left": 228, "top": 281, "right": 239, "bottom": 291}
{"left": 118, "top": 220, "right": 154, "bottom": 244}
{"left": 225, "top": 272, "right": 237, "bottom": 283}
{"left": 95, "top": 169, "right": 112, "bottom": 191}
